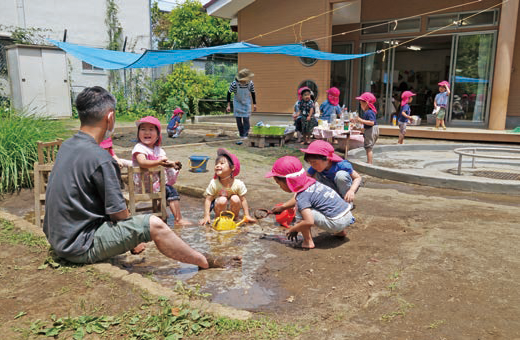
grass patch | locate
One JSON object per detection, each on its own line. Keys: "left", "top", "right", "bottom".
{"left": 24, "top": 296, "right": 305, "bottom": 339}
{"left": 0, "top": 108, "right": 70, "bottom": 194}
{"left": 0, "top": 219, "right": 47, "bottom": 251}
{"left": 380, "top": 298, "right": 414, "bottom": 322}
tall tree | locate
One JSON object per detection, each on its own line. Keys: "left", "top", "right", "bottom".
{"left": 152, "top": 0, "right": 237, "bottom": 50}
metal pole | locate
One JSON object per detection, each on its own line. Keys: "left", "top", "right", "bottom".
{"left": 458, "top": 154, "right": 463, "bottom": 175}
{"left": 472, "top": 148, "right": 476, "bottom": 168}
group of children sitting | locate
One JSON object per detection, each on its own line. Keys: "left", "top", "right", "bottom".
{"left": 102, "top": 113, "right": 362, "bottom": 249}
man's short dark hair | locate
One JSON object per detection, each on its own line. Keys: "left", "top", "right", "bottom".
{"left": 75, "top": 86, "right": 116, "bottom": 125}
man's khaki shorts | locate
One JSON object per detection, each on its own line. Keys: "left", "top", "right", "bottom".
{"left": 65, "top": 214, "right": 151, "bottom": 264}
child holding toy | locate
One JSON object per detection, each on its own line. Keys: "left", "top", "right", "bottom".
{"left": 301, "top": 140, "right": 362, "bottom": 203}
{"left": 398, "top": 91, "right": 415, "bottom": 144}
{"left": 199, "top": 148, "right": 256, "bottom": 225}
{"left": 266, "top": 156, "right": 355, "bottom": 249}
{"left": 132, "top": 116, "right": 191, "bottom": 226}
{"left": 353, "top": 92, "right": 379, "bottom": 164}
{"left": 434, "top": 80, "right": 450, "bottom": 130}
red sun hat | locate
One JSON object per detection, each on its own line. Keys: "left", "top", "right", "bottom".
{"left": 215, "top": 148, "right": 240, "bottom": 178}
{"left": 355, "top": 92, "right": 377, "bottom": 113}
{"left": 300, "top": 140, "right": 343, "bottom": 163}
{"left": 401, "top": 91, "right": 416, "bottom": 107}
{"left": 173, "top": 108, "right": 184, "bottom": 115}
{"left": 135, "top": 116, "right": 162, "bottom": 146}
{"left": 438, "top": 80, "right": 450, "bottom": 88}
{"left": 99, "top": 137, "right": 113, "bottom": 149}
{"left": 265, "top": 156, "right": 316, "bottom": 193}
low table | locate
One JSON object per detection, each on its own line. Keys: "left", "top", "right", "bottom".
{"left": 247, "top": 132, "right": 293, "bottom": 148}
{"left": 312, "top": 127, "right": 363, "bottom": 158}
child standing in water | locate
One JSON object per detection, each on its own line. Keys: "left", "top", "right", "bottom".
{"left": 266, "top": 156, "right": 355, "bottom": 249}
{"left": 353, "top": 92, "right": 379, "bottom": 164}
{"left": 132, "top": 116, "right": 191, "bottom": 226}
{"left": 320, "top": 87, "right": 342, "bottom": 123}
{"left": 434, "top": 81, "right": 450, "bottom": 130}
{"left": 296, "top": 88, "right": 317, "bottom": 145}
{"left": 226, "top": 69, "right": 257, "bottom": 143}
{"left": 199, "top": 148, "right": 256, "bottom": 225}
{"left": 398, "top": 91, "right": 415, "bottom": 144}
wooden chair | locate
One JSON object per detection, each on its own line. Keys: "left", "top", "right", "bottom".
{"left": 124, "top": 166, "right": 168, "bottom": 221}
{"left": 33, "top": 139, "right": 62, "bottom": 228}
{"left": 37, "top": 138, "right": 63, "bottom": 164}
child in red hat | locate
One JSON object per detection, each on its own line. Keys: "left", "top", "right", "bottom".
{"left": 398, "top": 91, "right": 416, "bottom": 144}
{"left": 266, "top": 156, "right": 355, "bottom": 249}
{"left": 132, "top": 116, "right": 191, "bottom": 226}
{"left": 434, "top": 81, "right": 450, "bottom": 130}
{"left": 167, "top": 108, "right": 185, "bottom": 138}
{"left": 199, "top": 148, "right": 256, "bottom": 225}
{"left": 301, "top": 140, "right": 362, "bottom": 203}
{"left": 353, "top": 92, "right": 379, "bottom": 164}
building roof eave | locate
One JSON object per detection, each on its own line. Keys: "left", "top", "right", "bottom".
{"left": 204, "top": 0, "right": 256, "bottom": 20}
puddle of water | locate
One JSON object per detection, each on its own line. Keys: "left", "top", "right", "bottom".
{"left": 111, "top": 195, "right": 289, "bottom": 310}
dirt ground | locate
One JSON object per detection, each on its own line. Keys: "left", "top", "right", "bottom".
{"left": 1, "top": 132, "right": 520, "bottom": 339}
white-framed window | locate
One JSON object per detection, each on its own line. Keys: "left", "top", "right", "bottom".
{"left": 82, "top": 61, "right": 105, "bottom": 74}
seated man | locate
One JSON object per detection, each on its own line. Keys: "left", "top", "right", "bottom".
{"left": 43, "top": 86, "right": 237, "bottom": 268}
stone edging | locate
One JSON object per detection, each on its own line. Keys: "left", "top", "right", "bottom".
{"left": 348, "top": 144, "right": 520, "bottom": 195}
{"left": 0, "top": 211, "right": 251, "bottom": 320}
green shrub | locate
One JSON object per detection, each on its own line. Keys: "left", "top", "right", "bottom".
{"left": 0, "top": 107, "right": 69, "bottom": 194}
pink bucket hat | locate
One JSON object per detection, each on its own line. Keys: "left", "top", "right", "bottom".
{"left": 173, "top": 108, "right": 184, "bottom": 115}
{"left": 438, "top": 80, "right": 450, "bottom": 88}
{"left": 265, "top": 156, "right": 316, "bottom": 193}
{"left": 136, "top": 116, "right": 162, "bottom": 146}
{"left": 298, "top": 86, "right": 311, "bottom": 101}
{"left": 215, "top": 148, "right": 240, "bottom": 178}
{"left": 300, "top": 140, "right": 343, "bottom": 163}
{"left": 327, "top": 87, "right": 340, "bottom": 106}
{"left": 355, "top": 92, "right": 377, "bottom": 113}
{"left": 401, "top": 91, "right": 416, "bottom": 107}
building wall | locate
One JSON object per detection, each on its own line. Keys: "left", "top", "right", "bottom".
{"left": 0, "top": 0, "right": 151, "bottom": 97}
{"left": 238, "top": 0, "right": 331, "bottom": 113}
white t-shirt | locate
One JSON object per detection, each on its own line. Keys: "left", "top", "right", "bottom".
{"left": 204, "top": 178, "right": 247, "bottom": 198}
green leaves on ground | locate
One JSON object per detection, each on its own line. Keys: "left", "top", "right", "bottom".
{"left": 0, "top": 219, "right": 48, "bottom": 250}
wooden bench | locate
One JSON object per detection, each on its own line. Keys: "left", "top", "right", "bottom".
{"left": 247, "top": 133, "right": 293, "bottom": 148}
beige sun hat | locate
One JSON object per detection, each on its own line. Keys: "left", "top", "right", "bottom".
{"left": 236, "top": 68, "right": 254, "bottom": 81}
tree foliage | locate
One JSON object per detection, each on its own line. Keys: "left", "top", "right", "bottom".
{"left": 152, "top": 0, "right": 237, "bottom": 49}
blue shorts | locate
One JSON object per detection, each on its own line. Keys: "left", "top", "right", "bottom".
{"left": 166, "top": 185, "right": 180, "bottom": 201}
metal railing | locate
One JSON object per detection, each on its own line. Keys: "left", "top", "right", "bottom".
{"left": 453, "top": 147, "right": 520, "bottom": 175}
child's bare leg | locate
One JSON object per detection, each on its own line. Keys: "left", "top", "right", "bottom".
{"left": 366, "top": 148, "right": 374, "bottom": 164}
{"left": 213, "top": 196, "right": 228, "bottom": 217}
{"left": 229, "top": 195, "right": 241, "bottom": 219}
{"left": 435, "top": 118, "right": 440, "bottom": 129}
{"left": 334, "top": 229, "right": 347, "bottom": 237}
{"left": 298, "top": 225, "right": 315, "bottom": 249}
{"left": 169, "top": 200, "right": 192, "bottom": 226}
{"left": 398, "top": 134, "right": 404, "bottom": 144}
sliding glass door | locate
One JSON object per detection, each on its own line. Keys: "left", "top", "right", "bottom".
{"left": 449, "top": 31, "right": 496, "bottom": 126}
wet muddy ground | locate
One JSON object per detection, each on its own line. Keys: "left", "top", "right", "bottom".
{"left": 1, "top": 131, "right": 520, "bottom": 339}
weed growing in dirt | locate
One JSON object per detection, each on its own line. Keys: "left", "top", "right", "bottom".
{"left": 428, "top": 319, "right": 446, "bottom": 329}
{"left": 174, "top": 280, "right": 212, "bottom": 299}
{"left": 380, "top": 297, "right": 415, "bottom": 322}
{"left": 0, "top": 219, "right": 47, "bottom": 251}
{"left": 213, "top": 316, "right": 307, "bottom": 339}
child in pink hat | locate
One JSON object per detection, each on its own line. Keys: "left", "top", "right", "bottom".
{"left": 353, "top": 92, "right": 379, "bottom": 164}
{"left": 132, "top": 116, "right": 192, "bottom": 226}
{"left": 434, "top": 81, "right": 450, "bottom": 130}
{"left": 167, "top": 108, "right": 185, "bottom": 138}
{"left": 266, "top": 156, "right": 355, "bottom": 249}
{"left": 199, "top": 148, "right": 256, "bottom": 225}
{"left": 301, "top": 140, "right": 362, "bottom": 203}
{"left": 320, "top": 87, "right": 343, "bottom": 124}
{"left": 398, "top": 91, "right": 416, "bottom": 144}
{"left": 100, "top": 137, "right": 132, "bottom": 168}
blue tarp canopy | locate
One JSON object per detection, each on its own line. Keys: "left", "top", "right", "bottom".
{"left": 455, "top": 76, "right": 489, "bottom": 83}
{"left": 49, "top": 39, "right": 374, "bottom": 70}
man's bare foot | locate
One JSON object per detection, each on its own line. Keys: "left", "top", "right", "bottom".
{"left": 302, "top": 240, "right": 315, "bottom": 249}
{"left": 130, "top": 243, "right": 146, "bottom": 255}
{"left": 175, "top": 218, "right": 193, "bottom": 226}
{"left": 201, "top": 254, "right": 242, "bottom": 269}
{"left": 334, "top": 230, "right": 347, "bottom": 238}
